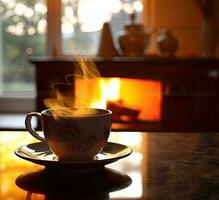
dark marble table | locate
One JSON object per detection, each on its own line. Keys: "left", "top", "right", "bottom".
{"left": 1, "top": 131, "right": 219, "bottom": 199}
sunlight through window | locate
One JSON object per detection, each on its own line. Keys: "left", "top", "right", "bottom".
{"left": 62, "top": 0, "right": 143, "bottom": 55}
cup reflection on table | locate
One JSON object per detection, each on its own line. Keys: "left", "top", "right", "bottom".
{"left": 16, "top": 167, "right": 132, "bottom": 200}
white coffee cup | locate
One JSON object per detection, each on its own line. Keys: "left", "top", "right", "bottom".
{"left": 25, "top": 108, "right": 112, "bottom": 161}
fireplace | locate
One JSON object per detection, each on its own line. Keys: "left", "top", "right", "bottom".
{"left": 32, "top": 56, "right": 219, "bottom": 131}
{"left": 75, "top": 78, "right": 162, "bottom": 122}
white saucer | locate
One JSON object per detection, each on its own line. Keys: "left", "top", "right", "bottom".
{"left": 14, "top": 142, "right": 132, "bottom": 170}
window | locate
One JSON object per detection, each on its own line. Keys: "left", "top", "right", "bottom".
{"left": 62, "top": 0, "right": 143, "bottom": 55}
{"left": 0, "top": 0, "right": 47, "bottom": 97}
{"left": 0, "top": 0, "right": 143, "bottom": 109}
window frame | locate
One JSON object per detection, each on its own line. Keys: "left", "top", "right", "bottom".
{"left": 47, "top": 0, "right": 62, "bottom": 57}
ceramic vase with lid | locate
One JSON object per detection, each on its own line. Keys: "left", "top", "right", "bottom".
{"left": 156, "top": 28, "right": 178, "bottom": 57}
{"left": 118, "top": 13, "right": 150, "bottom": 56}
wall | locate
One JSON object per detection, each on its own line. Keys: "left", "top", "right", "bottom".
{"left": 142, "top": 0, "right": 219, "bottom": 57}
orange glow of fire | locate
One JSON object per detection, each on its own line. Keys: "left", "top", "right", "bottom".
{"left": 83, "top": 78, "right": 162, "bottom": 121}
{"left": 120, "top": 79, "right": 162, "bottom": 121}
{"left": 90, "top": 78, "right": 121, "bottom": 108}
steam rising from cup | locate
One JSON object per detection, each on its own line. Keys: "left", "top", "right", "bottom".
{"left": 44, "top": 56, "right": 102, "bottom": 117}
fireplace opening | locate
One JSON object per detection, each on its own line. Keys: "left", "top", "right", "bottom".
{"left": 75, "top": 78, "right": 162, "bottom": 126}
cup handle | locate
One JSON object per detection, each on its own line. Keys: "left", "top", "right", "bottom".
{"left": 25, "top": 112, "right": 45, "bottom": 142}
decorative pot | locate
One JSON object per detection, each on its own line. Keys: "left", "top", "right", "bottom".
{"left": 156, "top": 29, "right": 178, "bottom": 57}
{"left": 118, "top": 13, "right": 150, "bottom": 56}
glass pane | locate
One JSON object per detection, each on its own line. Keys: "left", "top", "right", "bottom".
{"left": 62, "top": 0, "right": 143, "bottom": 55}
{"left": 0, "top": 0, "right": 47, "bottom": 96}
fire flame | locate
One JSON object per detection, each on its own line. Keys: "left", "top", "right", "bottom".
{"left": 91, "top": 78, "right": 121, "bottom": 108}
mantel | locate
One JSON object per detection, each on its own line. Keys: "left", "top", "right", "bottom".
{"left": 30, "top": 55, "right": 219, "bottom": 63}
{"left": 31, "top": 56, "right": 219, "bottom": 82}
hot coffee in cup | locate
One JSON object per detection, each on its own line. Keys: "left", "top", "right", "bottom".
{"left": 25, "top": 108, "right": 112, "bottom": 161}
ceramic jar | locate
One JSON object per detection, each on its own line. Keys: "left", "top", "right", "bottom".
{"left": 118, "top": 13, "right": 150, "bottom": 56}
{"left": 156, "top": 29, "right": 178, "bottom": 57}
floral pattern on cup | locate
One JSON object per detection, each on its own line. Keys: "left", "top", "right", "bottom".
{"left": 59, "top": 122, "right": 99, "bottom": 152}
{"left": 59, "top": 122, "right": 81, "bottom": 140}
{"left": 71, "top": 136, "right": 98, "bottom": 152}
